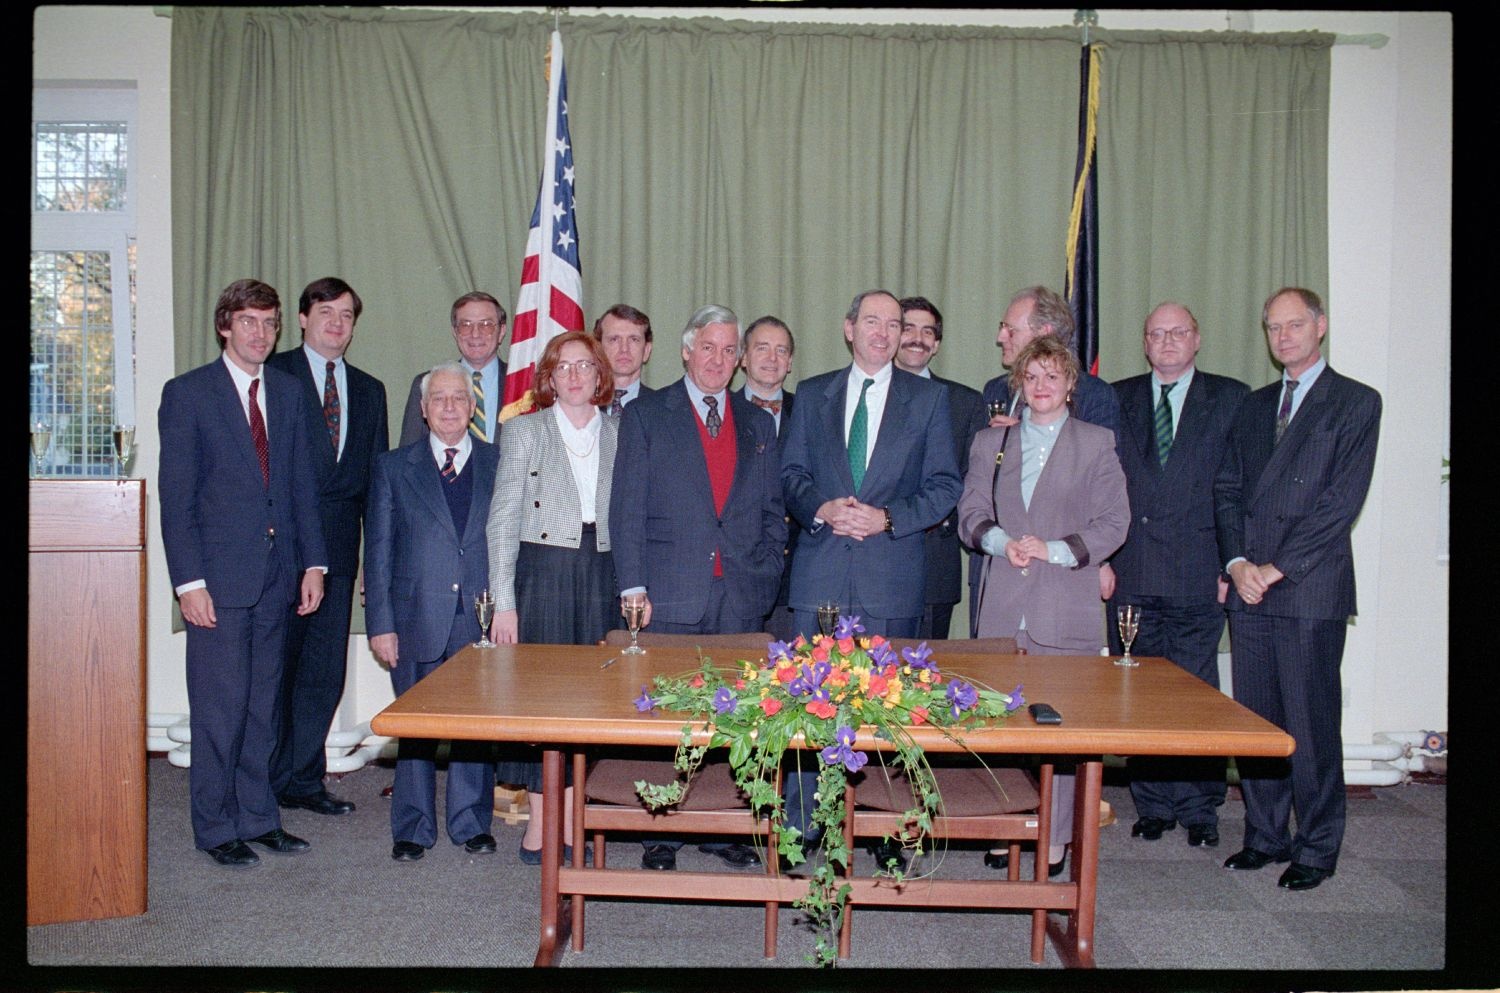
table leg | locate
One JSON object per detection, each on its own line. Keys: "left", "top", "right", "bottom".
{"left": 1046, "top": 757, "right": 1101, "bottom": 968}
{"left": 1030, "top": 761, "right": 1052, "bottom": 962}
{"left": 533, "top": 748, "right": 571, "bottom": 967}
{"left": 571, "top": 751, "right": 587, "bottom": 951}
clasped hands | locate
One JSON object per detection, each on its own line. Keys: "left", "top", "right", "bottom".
{"left": 1003, "top": 534, "right": 1050, "bottom": 568}
{"left": 1227, "top": 560, "right": 1284, "bottom": 605}
{"left": 816, "top": 497, "right": 887, "bottom": 540}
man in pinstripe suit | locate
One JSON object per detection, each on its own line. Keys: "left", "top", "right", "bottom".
{"left": 1214, "top": 287, "right": 1381, "bottom": 891}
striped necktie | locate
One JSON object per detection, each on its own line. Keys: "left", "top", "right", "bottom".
{"left": 440, "top": 447, "right": 459, "bottom": 483}
{"left": 1274, "top": 379, "right": 1299, "bottom": 443}
{"left": 469, "top": 370, "right": 487, "bottom": 442}
{"left": 1154, "top": 381, "right": 1174, "bottom": 467}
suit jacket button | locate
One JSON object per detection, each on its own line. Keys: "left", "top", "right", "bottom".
{"left": 1020, "top": 567, "right": 1030, "bottom": 577}
{"left": 534, "top": 500, "right": 541, "bottom": 508}
{"left": 451, "top": 583, "right": 460, "bottom": 592}
{"left": 540, "top": 532, "right": 548, "bottom": 540}
{"left": 1140, "top": 515, "right": 1150, "bottom": 524}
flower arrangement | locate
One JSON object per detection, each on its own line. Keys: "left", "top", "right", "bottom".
{"left": 633, "top": 615, "right": 1024, "bottom": 966}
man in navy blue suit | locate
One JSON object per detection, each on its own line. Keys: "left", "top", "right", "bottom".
{"left": 973, "top": 285, "right": 1121, "bottom": 635}
{"left": 266, "top": 277, "right": 389, "bottom": 818}
{"left": 1215, "top": 287, "right": 1381, "bottom": 891}
{"left": 737, "top": 316, "right": 798, "bottom": 642}
{"left": 594, "top": 303, "right": 655, "bottom": 414}
{"left": 366, "top": 363, "right": 498, "bottom": 862}
{"left": 158, "top": 278, "right": 327, "bottom": 868}
{"left": 610, "top": 305, "right": 786, "bottom": 871}
{"left": 1110, "top": 302, "right": 1249, "bottom": 849}
{"left": 779, "top": 288, "right": 961, "bottom": 845}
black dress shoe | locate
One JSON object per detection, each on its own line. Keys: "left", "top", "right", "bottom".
{"left": 203, "top": 840, "right": 261, "bottom": 869}
{"left": 1278, "top": 862, "right": 1333, "bottom": 890}
{"left": 1130, "top": 816, "right": 1177, "bottom": 841}
{"left": 392, "top": 840, "right": 426, "bottom": 861}
{"left": 1186, "top": 824, "right": 1220, "bottom": 847}
{"left": 247, "top": 828, "right": 310, "bottom": 855}
{"left": 1222, "top": 847, "right": 1291, "bottom": 871}
{"left": 698, "top": 843, "right": 762, "bottom": 869}
{"left": 868, "top": 838, "right": 908, "bottom": 873}
{"left": 279, "top": 791, "right": 355, "bottom": 816}
{"left": 984, "top": 849, "right": 1066, "bottom": 878}
{"left": 463, "top": 832, "right": 497, "bottom": 854}
{"left": 642, "top": 844, "right": 678, "bottom": 870}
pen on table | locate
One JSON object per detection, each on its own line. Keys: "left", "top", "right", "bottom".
{"left": 600, "top": 656, "right": 617, "bottom": 669}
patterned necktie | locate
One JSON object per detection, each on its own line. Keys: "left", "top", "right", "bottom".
{"left": 469, "top": 370, "right": 487, "bottom": 442}
{"left": 440, "top": 447, "right": 459, "bottom": 483}
{"left": 248, "top": 377, "right": 270, "bottom": 488}
{"left": 323, "top": 359, "right": 341, "bottom": 455}
{"left": 703, "top": 394, "right": 721, "bottom": 438}
{"left": 749, "top": 394, "right": 781, "bottom": 415}
{"left": 1154, "top": 381, "right": 1175, "bottom": 467}
{"left": 610, "top": 389, "right": 626, "bottom": 417}
{"left": 848, "top": 378, "right": 874, "bottom": 491}
{"left": 1275, "top": 378, "right": 1300, "bottom": 443}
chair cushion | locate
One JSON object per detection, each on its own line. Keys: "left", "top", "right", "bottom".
{"left": 587, "top": 757, "right": 749, "bottom": 811}
{"left": 853, "top": 764, "right": 1038, "bottom": 816}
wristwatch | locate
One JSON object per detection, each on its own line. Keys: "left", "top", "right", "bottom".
{"left": 882, "top": 507, "right": 894, "bottom": 534}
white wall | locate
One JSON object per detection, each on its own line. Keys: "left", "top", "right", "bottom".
{"left": 33, "top": 7, "right": 1450, "bottom": 748}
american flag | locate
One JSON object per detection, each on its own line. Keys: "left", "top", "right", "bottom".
{"left": 503, "top": 30, "right": 584, "bottom": 411}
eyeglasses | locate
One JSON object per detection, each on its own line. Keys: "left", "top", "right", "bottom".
{"left": 554, "top": 360, "right": 598, "bottom": 377}
{"left": 232, "top": 315, "right": 280, "bottom": 333}
{"left": 1145, "top": 327, "right": 1195, "bottom": 342}
{"left": 455, "top": 319, "right": 499, "bottom": 334}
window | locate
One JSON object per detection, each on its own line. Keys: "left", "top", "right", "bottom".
{"left": 31, "top": 86, "right": 136, "bottom": 477}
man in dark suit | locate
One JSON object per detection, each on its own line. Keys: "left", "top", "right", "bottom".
{"left": 610, "top": 304, "right": 786, "bottom": 871}
{"left": 972, "top": 285, "right": 1121, "bottom": 635}
{"left": 1109, "top": 302, "right": 1249, "bottom": 849}
{"left": 1215, "top": 287, "right": 1381, "bottom": 891}
{"left": 266, "top": 277, "right": 389, "bottom": 817}
{"left": 738, "top": 315, "right": 798, "bottom": 642}
{"left": 593, "top": 303, "right": 655, "bottom": 414}
{"left": 397, "top": 292, "right": 507, "bottom": 446}
{"left": 780, "top": 288, "right": 962, "bottom": 845}
{"left": 158, "top": 278, "right": 327, "bottom": 868}
{"left": 366, "top": 362, "right": 499, "bottom": 862}
{"left": 896, "top": 296, "right": 988, "bottom": 639}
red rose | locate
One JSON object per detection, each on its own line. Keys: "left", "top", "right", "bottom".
{"left": 760, "top": 697, "right": 783, "bottom": 716}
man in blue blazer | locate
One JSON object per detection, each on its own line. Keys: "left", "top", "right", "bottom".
{"left": 738, "top": 315, "right": 797, "bottom": 642}
{"left": 397, "top": 292, "right": 507, "bottom": 446}
{"left": 366, "top": 362, "right": 499, "bottom": 862}
{"left": 973, "top": 285, "right": 1121, "bottom": 635}
{"left": 1110, "top": 302, "right": 1249, "bottom": 849}
{"left": 266, "top": 277, "right": 389, "bottom": 818}
{"left": 1215, "top": 287, "right": 1381, "bottom": 891}
{"left": 158, "top": 278, "right": 327, "bottom": 868}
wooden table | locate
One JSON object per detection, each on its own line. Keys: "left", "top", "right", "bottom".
{"left": 372, "top": 644, "right": 1293, "bottom": 968}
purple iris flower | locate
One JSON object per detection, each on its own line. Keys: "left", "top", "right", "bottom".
{"left": 787, "top": 674, "right": 811, "bottom": 697}
{"left": 901, "top": 642, "right": 937, "bottom": 672}
{"left": 869, "top": 641, "right": 897, "bottom": 668}
{"left": 1008, "top": 683, "right": 1026, "bottom": 710}
{"left": 634, "top": 686, "right": 661, "bottom": 713}
{"left": 833, "top": 615, "right": 866, "bottom": 640}
{"left": 946, "top": 679, "right": 978, "bottom": 719}
{"left": 765, "top": 640, "right": 794, "bottom": 666}
{"left": 820, "top": 725, "right": 868, "bottom": 773}
{"left": 712, "top": 687, "right": 738, "bottom": 715}
{"left": 809, "top": 685, "right": 832, "bottom": 706}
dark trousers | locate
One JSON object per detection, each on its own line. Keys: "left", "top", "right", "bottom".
{"left": 185, "top": 553, "right": 291, "bottom": 850}
{"left": 271, "top": 573, "right": 354, "bottom": 799}
{"left": 917, "top": 601, "right": 957, "bottom": 641}
{"left": 389, "top": 610, "right": 494, "bottom": 848}
{"left": 1227, "top": 612, "right": 1348, "bottom": 871}
{"left": 1108, "top": 595, "right": 1229, "bottom": 827}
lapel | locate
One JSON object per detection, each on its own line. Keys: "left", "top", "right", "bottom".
{"left": 1158, "top": 373, "right": 1207, "bottom": 484}
{"left": 212, "top": 360, "right": 264, "bottom": 487}
{"left": 460, "top": 442, "right": 496, "bottom": 546}
{"left": 780, "top": 390, "right": 795, "bottom": 438}
{"left": 1024, "top": 415, "right": 1077, "bottom": 525}
{"left": 822, "top": 370, "right": 857, "bottom": 494}
{"left": 290, "top": 350, "right": 339, "bottom": 477}
{"left": 596, "top": 413, "right": 618, "bottom": 513}
{"left": 537, "top": 408, "right": 581, "bottom": 520}
{"left": 861, "top": 368, "right": 910, "bottom": 496}
{"left": 1124, "top": 376, "right": 1160, "bottom": 475}
{"left": 727, "top": 392, "right": 763, "bottom": 506}
{"left": 665, "top": 380, "right": 717, "bottom": 516}
{"left": 405, "top": 440, "right": 459, "bottom": 543}
{"left": 1252, "top": 368, "right": 1334, "bottom": 504}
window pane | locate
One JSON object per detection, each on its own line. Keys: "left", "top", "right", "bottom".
{"left": 31, "top": 251, "right": 117, "bottom": 476}
{"left": 33, "top": 121, "right": 127, "bottom": 212}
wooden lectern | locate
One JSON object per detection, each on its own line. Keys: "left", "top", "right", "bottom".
{"left": 28, "top": 479, "right": 147, "bottom": 925}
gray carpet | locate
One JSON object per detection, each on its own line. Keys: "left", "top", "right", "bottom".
{"left": 25, "top": 757, "right": 1450, "bottom": 981}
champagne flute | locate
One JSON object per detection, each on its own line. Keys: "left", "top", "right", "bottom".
{"left": 473, "top": 590, "right": 496, "bottom": 648}
{"left": 986, "top": 400, "right": 1006, "bottom": 420}
{"left": 30, "top": 419, "right": 52, "bottom": 478}
{"left": 817, "top": 600, "right": 840, "bottom": 638}
{"left": 621, "top": 592, "right": 647, "bottom": 655}
{"left": 112, "top": 424, "right": 135, "bottom": 478}
{"left": 1114, "top": 604, "right": 1141, "bottom": 667}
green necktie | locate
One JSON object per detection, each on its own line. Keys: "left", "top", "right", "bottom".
{"left": 1154, "top": 381, "right": 1175, "bottom": 467}
{"left": 469, "top": 370, "right": 487, "bottom": 442}
{"left": 848, "top": 377, "right": 874, "bottom": 492}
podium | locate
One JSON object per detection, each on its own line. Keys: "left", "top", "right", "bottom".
{"left": 28, "top": 479, "right": 147, "bottom": 925}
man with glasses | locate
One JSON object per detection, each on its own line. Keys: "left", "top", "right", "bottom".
{"left": 158, "top": 278, "right": 327, "bottom": 868}
{"left": 1109, "top": 302, "right": 1248, "bottom": 850}
{"left": 399, "top": 292, "right": 508, "bottom": 446}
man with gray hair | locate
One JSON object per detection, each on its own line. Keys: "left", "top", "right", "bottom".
{"left": 609, "top": 304, "right": 786, "bottom": 872}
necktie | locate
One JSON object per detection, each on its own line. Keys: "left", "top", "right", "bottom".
{"left": 703, "top": 394, "right": 721, "bottom": 438}
{"left": 749, "top": 395, "right": 781, "bottom": 415}
{"left": 248, "top": 377, "right": 270, "bottom": 488}
{"left": 1154, "top": 381, "right": 1175, "bottom": 467}
{"left": 323, "top": 360, "right": 341, "bottom": 455}
{"left": 1275, "top": 379, "right": 1300, "bottom": 443}
{"left": 440, "top": 447, "right": 459, "bottom": 483}
{"left": 848, "top": 378, "right": 874, "bottom": 491}
{"left": 469, "top": 370, "right": 487, "bottom": 442}
{"left": 610, "top": 389, "right": 626, "bottom": 417}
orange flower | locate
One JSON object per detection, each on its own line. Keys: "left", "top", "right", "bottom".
{"left": 734, "top": 678, "right": 746, "bottom": 689}
{"left": 690, "top": 674, "right": 705, "bottom": 688}
{"left": 827, "top": 668, "right": 851, "bottom": 687}
{"left": 910, "top": 706, "right": 929, "bottom": 725}
{"left": 810, "top": 643, "right": 830, "bottom": 662}
{"left": 760, "top": 697, "right": 783, "bottom": 716}
{"left": 870, "top": 635, "right": 887, "bottom": 648}
{"left": 837, "top": 637, "right": 855, "bottom": 654}
{"left": 807, "top": 700, "right": 836, "bottom": 719}
{"left": 776, "top": 664, "right": 797, "bottom": 684}
{"left": 868, "top": 674, "right": 889, "bottom": 697}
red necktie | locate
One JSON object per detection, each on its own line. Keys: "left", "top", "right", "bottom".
{"left": 749, "top": 395, "right": 781, "bottom": 415}
{"left": 248, "top": 377, "right": 270, "bottom": 488}
{"left": 323, "top": 360, "right": 341, "bottom": 454}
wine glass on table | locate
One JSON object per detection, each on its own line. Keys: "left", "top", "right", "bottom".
{"left": 817, "top": 600, "right": 840, "bottom": 638}
{"left": 621, "top": 592, "right": 647, "bottom": 655}
{"left": 30, "top": 419, "right": 52, "bottom": 478}
{"left": 112, "top": 424, "right": 135, "bottom": 478}
{"left": 1114, "top": 604, "right": 1140, "bottom": 667}
{"left": 473, "top": 590, "right": 496, "bottom": 648}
